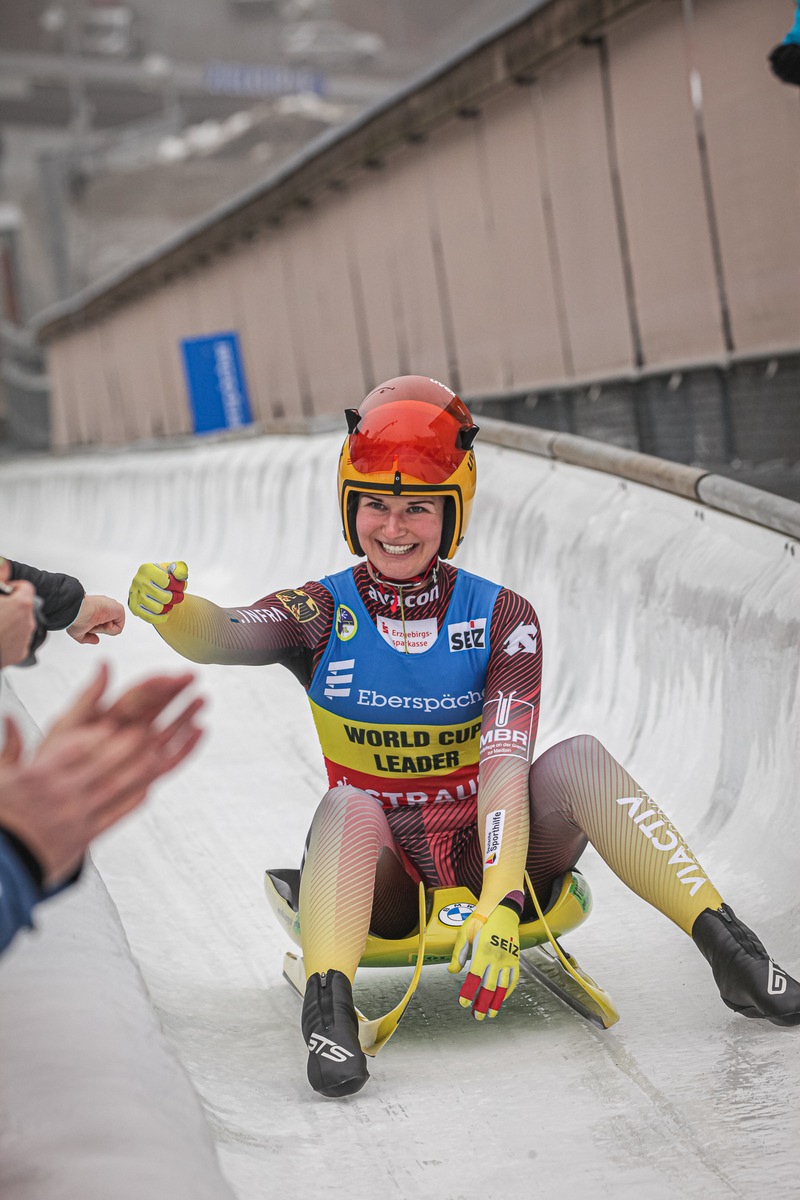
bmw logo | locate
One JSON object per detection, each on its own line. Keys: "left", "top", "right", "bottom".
{"left": 438, "top": 902, "right": 476, "bottom": 927}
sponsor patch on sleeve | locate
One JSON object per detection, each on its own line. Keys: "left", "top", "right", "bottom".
{"left": 479, "top": 691, "right": 535, "bottom": 761}
{"left": 484, "top": 808, "right": 505, "bottom": 867}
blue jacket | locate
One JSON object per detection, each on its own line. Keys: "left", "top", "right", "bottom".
{"left": 785, "top": 2, "right": 800, "bottom": 44}
{"left": 0, "top": 830, "right": 43, "bottom": 954}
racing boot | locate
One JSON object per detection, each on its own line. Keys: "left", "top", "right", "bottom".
{"left": 692, "top": 904, "right": 800, "bottom": 1027}
{"left": 301, "top": 969, "right": 369, "bottom": 1097}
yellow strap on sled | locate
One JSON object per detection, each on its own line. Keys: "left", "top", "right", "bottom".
{"left": 354, "top": 882, "right": 428, "bottom": 1055}
{"left": 524, "top": 871, "right": 620, "bottom": 1029}
{"left": 281, "top": 882, "right": 428, "bottom": 1057}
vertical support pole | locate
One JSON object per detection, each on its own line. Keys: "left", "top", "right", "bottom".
{"left": 682, "top": 0, "right": 736, "bottom": 357}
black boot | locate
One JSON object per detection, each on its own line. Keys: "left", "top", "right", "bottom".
{"left": 301, "top": 970, "right": 370, "bottom": 1097}
{"left": 692, "top": 904, "right": 800, "bottom": 1027}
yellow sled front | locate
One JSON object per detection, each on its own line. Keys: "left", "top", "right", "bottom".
{"left": 264, "top": 867, "right": 593, "bottom": 969}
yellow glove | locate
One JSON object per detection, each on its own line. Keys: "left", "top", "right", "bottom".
{"left": 448, "top": 900, "right": 521, "bottom": 1020}
{"left": 128, "top": 562, "right": 188, "bottom": 626}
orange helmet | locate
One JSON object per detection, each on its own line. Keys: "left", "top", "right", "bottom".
{"left": 338, "top": 375, "right": 479, "bottom": 560}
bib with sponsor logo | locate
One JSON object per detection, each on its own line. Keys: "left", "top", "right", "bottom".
{"left": 307, "top": 567, "right": 501, "bottom": 808}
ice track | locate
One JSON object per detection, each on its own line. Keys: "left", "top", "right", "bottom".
{"left": 2, "top": 432, "right": 799, "bottom": 1199}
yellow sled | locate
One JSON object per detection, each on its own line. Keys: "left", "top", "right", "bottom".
{"left": 264, "top": 867, "right": 593, "bottom": 967}
{"left": 265, "top": 867, "right": 617, "bottom": 1052}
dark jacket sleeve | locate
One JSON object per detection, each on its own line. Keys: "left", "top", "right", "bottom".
{"left": 7, "top": 560, "right": 85, "bottom": 631}
{"left": 0, "top": 830, "right": 43, "bottom": 955}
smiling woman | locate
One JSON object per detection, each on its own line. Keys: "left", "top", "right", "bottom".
{"left": 355, "top": 494, "right": 444, "bottom": 580}
{"left": 339, "top": 376, "right": 479, "bottom": 561}
{"left": 127, "top": 374, "right": 800, "bottom": 1101}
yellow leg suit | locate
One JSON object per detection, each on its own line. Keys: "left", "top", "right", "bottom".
{"left": 299, "top": 735, "right": 723, "bottom": 981}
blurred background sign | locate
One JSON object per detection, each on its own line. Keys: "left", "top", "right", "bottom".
{"left": 180, "top": 330, "right": 253, "bottom": 434}
{"left": 203, "top": 60, "right": 325, "bottom": 98}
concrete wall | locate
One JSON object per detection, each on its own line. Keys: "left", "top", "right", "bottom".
{"left": 37, "top": 0, "right": 800, "bottom": 448}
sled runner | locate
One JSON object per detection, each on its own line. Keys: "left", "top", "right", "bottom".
{"left": 265, "top": 866, "right": 618, "bottom": 1048}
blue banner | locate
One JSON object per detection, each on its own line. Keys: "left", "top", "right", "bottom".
{"left": 180, "top": 332, "right": 253, "bottom": 435}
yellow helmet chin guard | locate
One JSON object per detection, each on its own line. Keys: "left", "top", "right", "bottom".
{"left": 338, "top": 376, "right": 479, "bottom": 561}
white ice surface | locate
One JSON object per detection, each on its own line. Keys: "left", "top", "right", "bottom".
{"left": 2, "top": 434, "right": 799, "bottom": 1199}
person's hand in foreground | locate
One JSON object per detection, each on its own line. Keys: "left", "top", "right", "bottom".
{"left": 0, "top": 664, "right": 204, "bottom": 886}
{"left": 67, "top": 595, "right": 126, "bottom": 644}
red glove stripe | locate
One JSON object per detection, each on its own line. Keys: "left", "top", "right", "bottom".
{"left": 459, "top": 972, "right": 482, "bottom": 1004}
{"left": 489, "top": 986, "right": 508, "bottom": 1013}
{"left": 161, "top": 580, "right": 186, "bottom": 614}
{"left": 473, "top": 987, "right": 494, "bottom": 1016}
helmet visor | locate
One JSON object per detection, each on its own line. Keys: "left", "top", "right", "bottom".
{"left": 350, "top": 395, "right": 473, "bottom": 485}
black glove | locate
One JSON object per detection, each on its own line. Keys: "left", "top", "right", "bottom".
{"left": 769, "top": 42, "right": 800, "bottom": 86}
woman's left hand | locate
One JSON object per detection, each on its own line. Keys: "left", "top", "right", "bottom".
{"left": 448, "top": 901, "right": 521, "bottom": 1020}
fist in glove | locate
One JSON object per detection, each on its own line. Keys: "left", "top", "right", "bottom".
{"left": 128, "top": 562, "right": 187, "bottom": 626}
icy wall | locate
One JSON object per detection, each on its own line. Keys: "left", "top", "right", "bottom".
{"left": 1, "top": 432, "right": 798, "bottom": 1199}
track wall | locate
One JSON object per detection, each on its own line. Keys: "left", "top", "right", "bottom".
{"left": 1, "top": 429, "right": 799, "bottom": 1195}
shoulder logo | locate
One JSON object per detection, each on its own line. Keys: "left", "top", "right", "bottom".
{"left": 335, "top": 605, "right": 357, "bottom": 641}
{"left": 503, "top": 623, "right": 538, "bottom": 656}
{"left": 276, "top": 589, "right": 320, "bottom": 623}
{"left": 448, "top": 618, "right": 487, "bottom": 652}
